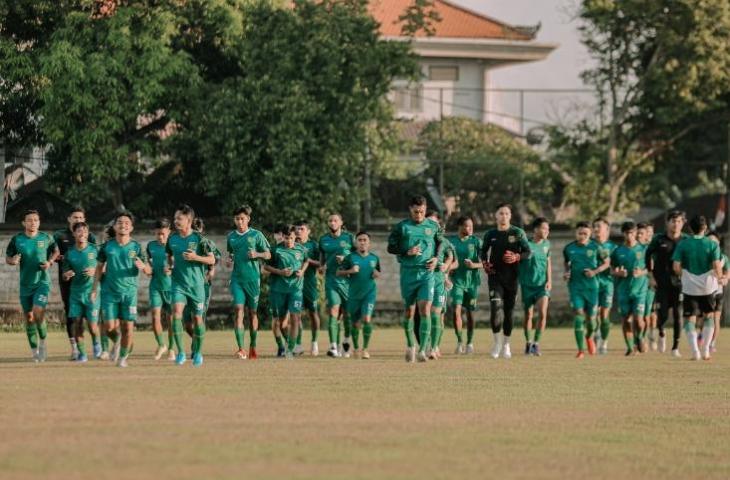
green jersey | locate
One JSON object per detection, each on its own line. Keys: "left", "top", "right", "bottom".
{"left": 593, "top": 239, "right": 617, "bottom": 283}
{"left": 341, "top": 252, "right": 380, "bottom": 300}
{"left": 299, "top": 239, "right": 320, "bottom": 287}
{"left": 387, "top": 218, "right": 442, "bottom": 268}
{"left": 519, "top": 239, "right": 551, "bottom": 287}
{"left": 62, "top": 244, "right": 98, "bottom": 298}
{"left": 611, "top": 243, "right": 649, "bottom": 296}
{"left": 146, "top": 240, "right": 172, "bottom": 292}
{"left": 563, "top": 240, "right": 603, "bottom": 292}
{"left": 671, "top": 235, "right": 722, "bottom": 276}
{"left": 165, "top": 231, "right": 213, "bottom": 289}
{"left": 5, "top": 232, "right": 57, "bottom": 295}
{"left": 227, "top": 228, "right": 270, "bottom": 284}
{"left": 319, "top": 231, "right": 356, "bottom": 281}
{"left": 435, "top": 238, "right": 455, "bottom": 282}
{"left": 448, "top": 234, "right": 482, "bottom": 288}
{"left": 98, "top": 239, "right": 145, "bottom": 295}
{"left": 269, "top": 244, "right": 307, "bottom": 293}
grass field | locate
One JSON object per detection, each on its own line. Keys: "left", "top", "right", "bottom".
{"left": 1, "top": 328, "right": 728, "bottom": 480}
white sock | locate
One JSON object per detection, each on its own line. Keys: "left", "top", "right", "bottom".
{"left": 493, "top": 331, "right": 503, "bottom": 347}
{"left": 702, "top": 325, "right": 715, "bottom": 356}
{"left": 687, "top": 329, "right": 699, "bottom": 353}
{"left": 503, "top": 335, "right": 511, "bottom": 346}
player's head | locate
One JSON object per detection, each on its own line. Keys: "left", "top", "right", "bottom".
{"left": 636, "top": 222, "right": 649, "bottom": 244}
{"left": 72, "top": 221, "right": 89, "bottom": 243}
{"left": 707, "top": 230, "right": 722, "bottom": 246}
{"left": 495, "top": 203, "right": 512, "bottom": 227}
{"left": 688, "top": 215, "right": 707, "bottom": 235}
{"left": 174, "top": 204, "right": 195, "bottom": 231}
{"left": 294, "top": 220, "right": 310, "bottom": 241}
{"left": 192, "top": 217, "right": 205, "bottom": 233}
{"left": 327, "top": 213, "right": 343, "bottom": 233}
{"left": 575, "top": 221, "right": 591, "bottom": 245}
{"left": 426, "top": 209, "right": 441, "bottom": 228}
{"left": 22, "top": 209, "right": 40, "bottom": 233}
{"left": 233, "top": 205, "right": 252, "bottom": 231}
{"left": 532, "top": 217, "right": 549, "bottom": 240}
{"left": 356, "top": 231, "right": 371, "bottom": 252}
{"left": 621, "top": 221, "right": 637, "bottom": 243}
{"left": 113, "top": 212, "right": 135, "bottom": 236}
{"left": 67, "top": 206, "right": 86, "bottom": 228}
{"left": 592, "top": 217, "right": 609, "bottom": 241}
{"left": 457, "top": 215, "right": 473, "bottom": 236}
{"left": 154, "top": 218, "right": 171, "bottom": 243}
{"left": 103, "top": 224, "right": 116, "bottom": 242}
{"left": 409, "top": 196, "right": 427, "bottom": 223}
{"left": 281, "top": 224, "right": 296, "bottom": 248}
{"left": 666, "top": 209, "right": 686, "bottom": 234}
{"left": 273, "top": 223, "right": 288, "bottom": 244}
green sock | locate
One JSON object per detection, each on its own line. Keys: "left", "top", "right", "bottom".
{"left": 37, "top": 321, "right": 47, "bottom": 340}
{"left": 343, "top": 316, "right": 351, "bottom": 339}
{"left": 90, "top": 331, "right": 99, "bottom": 343}
{"left": 154, "top": 333, "right": 164, "bottom": 347}
{"left": 573, "top": 315, "right": 586, "bottom": 351}
{"left": 624, "top": 333, "right": 633, "bottom": 351}
{"left": 419, "top": 314, "right": 431, "bottom": 353}
{"left": 327, "top": 316, "right": 337, "bottom": 344}
{"left": 172, "top": 317, "right": 184, "bottom": 354}
{"left": 234, "top": 327, "right": 244, "bottom": 349}
{"left": 283, "top": 331, "right": 289, "bottom": 345}
{"left": 77, "top": 341, "right": 86, "bottom": 356}
{"left": 600, "top": 317, "right": 610, "bottom": 340}
{"left": 430, "top": 312, "right": 442, "bottom": 349}
{"left": 363, "top": 323, "right": 373, "bottom": 349}
{"left": 352, "top": 326, "right": 360, "bottom": 350}
{"left": 466, "top": 325, "right": 474, "bottom": 345}
{"left": 311, "top": 323, "right": 319, "bottom": 342}
{"left": 193, "top": 324, "right": 205, "bottom": 355}
{"left": 101, "top": 334, "right": 109, "bottom": 352}
{"left": 436, "top": 318, "right": 445, "bottom": 347}
{"left": 119, "top": 346, "right": 128, "bottom": 358}
{"left": 275, "top": 335, "right": 284, "bottom": 349}
{"left": 534, "top": 327, "right": 543, "bottom": 343}
{"left": 296, "top": 324, "right": 303, "bottom": 346}
{"left": 524, "top": 323, "right": 530, "bottom": 342}
{"left": 586, "top": 317, "right": 597, "bottom": 338}
{"left": 402, "top": 317, "right": 415, "bottom": 348}
{"left": 287, "top": 331, "right": 296, "bottom": 352}
{"left": 337, "top": 321, "right": 342, "bottom": 345}
{"left": 168, "top": 329, "right": 174, "bottom": 350}
{"left": 25, "top": 322, "right": 38, "bottom": 349}
{"left": 455, "top": 327, "right": 463, "bottom": 344}
{"left": 250, "top": 328, "right": 258, "bottom": 348}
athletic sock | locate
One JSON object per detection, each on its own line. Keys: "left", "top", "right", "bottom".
{"left": 234, "top": 327, "right": 244, "bottom": 349}
{"left": 534, "top": 327, "right": 543, "bottom": 343}
{"left": 524, "top": 322, "right": 530, "bottom": 342}
{"left": 600, "top": 317, "right": 610, "bottom": 340}
{"left": 327, "top": 316, "right": 337, "bottom": 345}
{"left": 311, "top": 324, "right": 319, "bottom": 343}
{"left": 701, "top": 324, "right": 714, "bottom": 356}
{"left": 363, "top": 322, "right": 373, "bottom": 349}
{"left": 573, "top": 315, "right": 586, "bottom": 351}
{"left": 296, "top": 324, "right": 303, "bottom": 346}
{"left": 466, "top": 325, "right": 474, "bottom": 345}
{"left": 250, "top": 328, "right": 258, "bottom": 348}
{"left": 586, "top": 317, "right": 597, "bottom": 339}
{"left": 352, "top": 326, "right": 360, "bottom": 350}
{"left": 624, "top": 331, "right": 634, "bottom": 351}
{"left": 101, "top": 334, "right": 109, "bottom": 352}
{"left": 684, "top": 322, "right": 698, "bottom": 353}
{"left": 90, "top": 331, "right": 99, "bottom": 343}
{"left": 419, "top": 314, "right": 431, "bottom": 353}
{"left": 168, "top": 329, "right": 174, "bottom": 350}
{"left": 193, "top": 323, "right": 205, "bottom": 355}
{"left": 154, "top": 333, "right": 164, "bottom": 347}
{"left": 172, "top": 317, "right": 184, "bottom": 354}
{"left": 436, "top": 317, "right": 445, "bottom": 347}
{"left": 77, "top": 340, "right": 86, "bottom": 356}
{"left": 107, "top": 329, "right": 119, "bottom": 344}
{"left": 119, "top": 346, "right": 128, "bottom": 359}
{"left": 275, "top": 335, "right": 284, "bottom": 350}
{"left": 402, "top": 317, "right": 415, "bottom": 348}
{"left": 25, "top": 322, "right": 38, "bottom": 349}
{"left": 343, "top": 315, "right": 351, "bottom": 340}
{"left": 37, "top": 321, "right": 48, "bottom": 340}
{"left": 430, "top": 312, "right": 442, "bottom": 349}
{"left": 287, "top": 331, "right": 296, "bottom": 352}
{"left": 455, "top": 328, "right": 463, "bottom": 344}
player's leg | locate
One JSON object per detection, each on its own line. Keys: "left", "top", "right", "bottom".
{"left": 415, "top": 274, "right": 434, "bottom": 361}
{"left": 488, "top": 283, "right": 505, "bottom": 359}
{"left": 151, "top": 306, "right": 168, "bottom": 360}
{"left": 86, "top": 296, "right": 102, "bottom": 359}
{"left": 500, "top": 287, "right": 517, "bottom": 359}
{"left": 451, "top": 287, "right": 465, "bottom": 353}
{"left": 30, "top": 287, "right": 50, "bottom": 361}
{"left": 532, "top": 295, "right": 549, "bottom": 356}
{"left": 670, "top": 286, "right": 682, "bottom": 355}
{"left": 60, "top": 280, "right": 78, "bottom": 360}
{"left": 682, "top": 296, "right": 700, "bottom": 360}
{"left": 74, "top": 316, "right": 88, "bottom": 362}
{"left": 362, "top": 315, "right": 373, "bottom": 359}
{"left": 230, "top": 280, "right": 247, "bottom": 358}
{"left": 522, "top": 285, "right": 534, "bottom": 355}
{"left": 325, "top": 282, "right": 342, "bottom": 357}
{"left": 116, "top": 293, "right": 138, "bottom": 367}
{"left": 170, "top": 299, "right": 188, "bottom": 365}
{"left": 569, "top": 289, "right": 588, "bottom": 358}
{"left": 20, "top": 294, "right": 40, "bottom": 361}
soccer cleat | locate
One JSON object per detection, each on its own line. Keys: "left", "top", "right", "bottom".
{"left": 326, "top": 346, "right": 339, "bottom": 358}
{"left": 31, "top": 348, "right": 40, "bottom": 363}
{"left": 110, "top": 341, "right": 121, "bottom": 362}
{"left": 586, "top": 338, "right": 596, "bottom": 355}
{"left": 99, "top": 351, "right": 110, "bottom": 361}
{"left": 248, "top": 348, "right": 258, "bottom": 360}
{"left": 501, "top": 343, "right": 512, "bottom": 359}
{"left": 576, "top": 351, "right": 585, "bottom": 359}
{"left": 175, "top": 352, "right": 186, "bottom": 365}
{"left": 284, "top": 350, "right": 294, "bottom": 360}
{"left": 69, "top": 351, "right": 78, "bottom": 361}
{"left": 658, "top": 336, "right": 666, "bottom": 353}
{"left": 192, "top": 353, "right": 204, "bottom": 366}
{"left": 38, "top": 340, "right": 47, "bottom": 362}
{"left": 167, "top": 349, "right": 176, "bottom": 361}
{"left": 671, "top": 348, "right": 681, "bottom": 358}
{"left": 454, "top": 343, "right": 465, "bottom": 355}
{"left": 235, "top": 348, "right": 248, "bottom": 360}
{"left": 276, "top": 346, "right": 286, "bottom": 358}
{"left": 530, "top": 343, "right": 541, "bottom": 357}
{"left": 416, "top": 350, "right": 428, "bottom": 362}
{"left": 117, "top": 355, "right": 128, "bottom": 368}
{"left": 490, "top": 342, "right": 501, "bottom": 359}
{"left": 362, "top": 349, "right": 370, "bottom": 359}
{"left": 598, "top": 340, "right": 608, "bottom": 355}
{"left": 691, "top": 350, "right": 700, "bottom": 361}
{"left": 293, "top": 344, "right": 305, "bottom": 356}
{"left": 343, "top": 338, "right": 351, "bottom": 353}
{"left": 92, "top": 342, "right": 102, "bottom": 359}
{"left": 154, "top": 345, "right": 168, "bottom": 361}
{"left": 466, "top": 344, "right": 475, "bottom": 355}
{"left": 343, "top": 349, "right": 351, "bottom": 358}
{"left": 405, "top": 347, "right": 416, "bottom": 363}
{"left": 525, "top": 342, "right": 531, "bottom": 355}
{"left": 311, "top": 342, "right": 319, "bottom": 357}
{"left": 77, "top": 353, "right": 89, "bottom": 363}
{"left": 625, "top": 348, "right": 633, "bottom": 356}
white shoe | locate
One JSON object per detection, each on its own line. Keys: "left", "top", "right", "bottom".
{"left": 293, "top": 344, "right": 305, "bottom": 356}
{"left": 31, "top": 348, "right": 40, "bottom": 363}
{"left": 671, "top": 348, "right": 681, "bottom": 358}
{"left": 167, "top": 349, "right": 176, "bottom": 361}
{"left": 598, "top": 340, "right": 608, "bottom": 355}
{"left": 343, "top": 349, "right": 351, "bottom": 358}
{"left": 117, "top": 355, "right": 128, "bottom": 368}
{"left": 417, "top": 350, "right": 428, "bottom": 362}
{"left": 99, "top": 351, "right": 110, "bottom": 361}
{"left": 69, "top": 349, "right": 78, "bottom": 361}
{"left": 326, "top": 346, "right": 339, "bottom": 358}
{"left": 691, "top": 350, "right": 701, "bottom": 361}
{"left": 154, "top": 345, "right": 168, "bottom": 360}
{"left": 311, "top": 342, "right": 319, "bottom": 356}
{"left": 362, "top": 349, "right": 370, "bottom": 359}
{"left": 285, "top": 350, "right": 294, "bottom": 360}
{"left": 658, "top": 337, "right": 666, "bottom": 353}
{"left": 110, "top": 341, "right": 121, "bottom": 362}
{"left": 466, "top": 344, "right": 475, "bottom": 355}
{"left": 38, "top": 340, "right": 47, "bottom": 362}
{"left": 405, "top": 347, "right": 415, "bottom": 363}
{"left": 501, "top": 343, "right": 512, "bottom": 359}
{"left": 454, "top": 343, "right": 465, "bottom": 355}
{"left": 490, "top": 342, "right": 501, "bottom": 359}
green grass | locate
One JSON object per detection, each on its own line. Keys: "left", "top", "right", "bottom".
{"left": 0, "top": 328, "right": 728, "bottom": 480}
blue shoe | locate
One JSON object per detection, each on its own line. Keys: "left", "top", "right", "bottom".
{"left": 276, "top": 346, "right": 285, "bottom": 358}
{"left": 175, "top": 352, "right": 186, "bottom": 365}
{"left": 77, "top": 353, "right": 89, "bottom": 363}
{"left": 192, "top": 353, "right": 203, "bottom": 367}
{"left": 92, "top": 342, "right": 102, "bottom": 359}
{"left": 530, "top": 343, "right": 541, "bottom": 357}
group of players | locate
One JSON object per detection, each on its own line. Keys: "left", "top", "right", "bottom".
{"left": 4, "top": 195, "right": 727, "bottom": 366}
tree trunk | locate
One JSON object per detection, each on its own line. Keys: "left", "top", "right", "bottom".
{"left": 110, "top": 182, "right": 125, "bottom": 212}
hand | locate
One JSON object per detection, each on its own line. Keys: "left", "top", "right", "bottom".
{"left": 352, "top": 265, "right": 360, "bottom": 273}
{"left": 721, "top": 277, "right": 729, "bottom": 287}
{"left": 7, "top": 254, "right": 20, "bottom": 266}
{"left": 39, "top": 261, "right": 51, "bottom": 270}
{"left": 563, "top": 271, "right": 571, "bottom": 281}
{"left": 426, "top": 257, "right": 438, "bottom": 271}
{"left": 482, "top": 261, "right": 495, "bottom": 274}
{"left": 632, "top": 268, "right": 644, "bottom": 278}
{"left": 406, "top": 245, "right": 421, "bottom": 257}
{"left": 335, "top": 255, "right": 345, "bottom": 264}
{"left": 83, "top": 267, "right": 96, "bottom": 278}
{"left": 372, "top": 270, "right": 380, "bottom": 279}
{"left": 464, "top": 259, "right": 474, "bottom": 269}
{"left": 282, "top": 268, "right": 293, "bottom": 277}
{"left": 616, "top": 267, "right": 628, "bottom": 278}
{"left": 182, "top": 249, "right": 197, "bottom": 261}
{"left": 440, "top": 263, "right": 448, "bottom": 273}
{"left": 90, "top": 290, "right": 97, "bottom": 303}
{"left": 248, "top": 250, "right": 258, "bottom": 259}
{"left": 63, "top": 270, "right": 75, "bottom": 281}
{"left": 502, "top": 251, "right": 520, "bottom": 264}
{"left": 545, "top": 281, "right": 552, "bottom": 292}
{"left": 225, "top": 257, "right": 233, "bottom": 268}
{"left": 583, "top": 269, "right": 595, "bottom": 278}
{"left": 134, "top": 258, "right": 146, "bottom": 270}
{"left": 295, "top": 269, "right": 304, "bottom": 278}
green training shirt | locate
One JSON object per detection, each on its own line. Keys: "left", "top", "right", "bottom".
{"left": 299, "top": 239, "right": 320, "bottom": 290}
{"left": 269, "top": 244, "right": 307, "bottom": 293}
{"left": 435, "top": 238, "right": 455, "bottom": 283}
{"left": 671, "top": 235, "right": 722, "bottom": 276}
{"left": 98, "top": 239, "right": 145, "bottom": 295}
{"left": 319, "top": 231, "right": 356, "bottom": 282}
{"left": 387, "top": 218, "right": 442, "bottom": 268}
{"left": 448, "top": 234, "right": 482, "bottom": 288}
{"left": 63, "top": 243, "right": 98, "bottom": 299}
{"left": 563, "top": 240, "right": 603, "bottom": 292}
{"left": 519, "top": 239, "right": 550, "bottom": 288}
{"left": 165, "top": 231, "right": 212, "bottom": 290}
{"left": 6, "top": 232, "right": 57, "bottom": 295}
{"left": 341, "top": 252, "right": 380, "bottom": 300}
{"left": 611, "top": 243, "right": 648, "bottom": 297}
{"left": 227, "top": 228, "right": 270, "bottom": 284}
{"left": 593, "top": 239, "right": 617, "bottom": 283}
{"left": 146, "top": 240, "right": 172, "bottom": 292}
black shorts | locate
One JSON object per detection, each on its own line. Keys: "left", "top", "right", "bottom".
{"left": 682, "top": 294, "right": 714, "bottom": 317}
{"left": 712, "top": 292, "right": 724, "bottom": 312}
{"left": 656, "top": 283, "right": 681, "bottom": 310}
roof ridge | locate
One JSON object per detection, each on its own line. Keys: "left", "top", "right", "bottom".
{"left": 437, "top": 0, "right": 527, "bottom": 37}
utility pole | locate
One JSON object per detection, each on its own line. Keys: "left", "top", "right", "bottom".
{"left": 439, "top": 87, "right": 444, "bottom": 204}
{"left": 725, "top": 123, "right": 730, "bottom": 326}
{"left": 363, "top": 145, "right": 372, "bottom": 226}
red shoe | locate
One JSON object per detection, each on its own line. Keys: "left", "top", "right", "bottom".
{"left": 586, "top": 338, "right": 596, "bottom": 355}
{"left": 248, "top": 347, "right": 258, "bottom": 360}
{"left": 576, "top": 351, "right": 585, "bottom": 359}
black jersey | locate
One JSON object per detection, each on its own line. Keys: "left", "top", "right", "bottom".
{"left": 480, "top": 225, "right": 531, "bottom": 287}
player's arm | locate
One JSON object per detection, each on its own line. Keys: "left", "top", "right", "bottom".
{"left": 671, "top": 243, "right": 683, "bottom": 276}
{"left": 5, "top": 237, "right": 19, "bottom": 265}
{"left": 481, "top": 231, "right": 494, "bottom": 272}
{"left": 336, "top": 255, "right": 356, "bottom": 276}
{"left": 386, "top": 224, "right": 403, "bottom": 255}
{"left": 61, "top": 256, "right": 75, "bottom": 281}
{"left": 91, "top": 256, "right": 106, "bottom": 301}
{"left": 43, "top": 238, "right": 60, "bottom": 270}
{"left": 546, "top": 255, "right": 553, "bottom": 291}
{"left": 372, "top": 256, "right": 382, "bottom": 279}
{"left": 562, "top": 247, "right": 571, "bottom": 280}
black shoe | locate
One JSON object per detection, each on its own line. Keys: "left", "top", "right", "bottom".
{"left": 276, "top": 346, "right": 285, "bottom": 357}
{"left": 524, "top": 342, "right": 531, "bottom": 355}
{"left": 343, "top": 342, "right": 350, "bottom": 353}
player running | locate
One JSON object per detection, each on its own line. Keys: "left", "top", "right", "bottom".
{"left": 480, "top": 204, "right": 531, "bottom": 359}
{"left": 146, "top": 219, "right": 174, "bottom": 360}
{"left": 706, "top": 231, "right": 728, "bottom": 353}
{"left": 387, "top": 195, "right": 442, "bottom": 362}
{"left": 6, "top": 209, "right": 59, "bottom": 362}
{"left": 447, "top": 216, "right": 481, "bottom": 354}
{"left": 518, "top": 217, "right": 552, "bottom": 356}
{"left": 427, "top": 211, "right": 455, "bottom": 359}
{"left": 295, "top": 220, "right": 322, "bottom": 356}
{"left": 672, "top": 215, "right": 723, "bottom": 360}
{"left": 637, "top": 222, "right": 658, "bottom": 350}
{"left": 592, "top": 218, "right": 617, "bottom": 354}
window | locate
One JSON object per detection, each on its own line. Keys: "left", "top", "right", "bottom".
{"left": 429, "top": 66, "right": 459, "bottom": 81}
{"left": 393, "top": 86, "right": 423, "bottom": 113}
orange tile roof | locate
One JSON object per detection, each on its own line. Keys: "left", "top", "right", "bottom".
{"left": 369, "top": 0, "right": 534, "bottom": 40}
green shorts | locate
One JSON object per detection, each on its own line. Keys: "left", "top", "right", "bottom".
{"left": 432, "top": 277, "right": 447, "bottom": 309}
{"left": 149, "top": 286, "right": 172, "bottom": 313}
{"left": 69, "top": 292, "right": 101, "bottom": 323}
{"left": 617, "top": 291, "right": 647, "bottom": 317}
{"left": 270, "top": 290, "right": 303, "bottom": 317}
{"left": 400, "top": 268, "right": 434, "bottom": 308}
{"left": 230, "top": 278, "right": 260, "bottom": 310}
{"left": 325, "top": 277, "right": 349, "bottom": 308}
{"left": 347, "top": 291, "right": 377, "bottom": 320}
{"left": 19, "top": 284, "right": 50, "bottom": 313}
{"left": 521, "top": 284, "right": 550, "bottom": 309}
{"left": 597, "top": 278, "right": 614, "bottom": 309}
{"left": 302, "top": 278, "right": 319, "bottom": 311}
{"left": 101, "top": 290, "right": 138, "bottom": 322}
{"left": 644, "top": 288, "right": 656, "bottom": 315}
{"left": 172, "top": 282, "right": 206, "bottom": 317}
{"left": 569, "top": 288, "right": 598, "bottom": 317}
{"left": 450, "top": 284, "right": 479, "bottom": 311}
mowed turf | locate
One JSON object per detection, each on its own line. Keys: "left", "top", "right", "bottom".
{"left": 0, "top": 328, "right": 728, "bottom": 480}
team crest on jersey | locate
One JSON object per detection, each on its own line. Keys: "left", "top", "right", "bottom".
{"left": 339, "top": 241, "right": 348, "bottom": 248}
{"left": 543, "top": 246, "right": 549, "bottom": 254}
{"left": 468, "top": 245, "right": 474, "bottom": 253}
{"left": 586, "top": 250, "right": 594, "bottom": 257}
{"left": 425, "top": 228, "right": 433, "bottom": 236}
{"left": 508, "top": 236, "right": 516, "bottom": 243}
{"left": 635, "top": 252, "right": 642, "bottom": 259}
{"left": 295, "top": 252, "right": 302, "bottom": 260}
{"left": 188, "top": 242, "right": 197, "bottom": 251}
{"left": 247, "top": 237, "right": 256, "bottom": 245}
{"left": 369, "top": 260, "right": 376, "bottom": 268}
{"left": 88, "top": 253, "right": 95, "bottom": 260}
{"left": 37, "top": 241, "right": 45, "bottom": 248}
{"left": 128, "top": 251, "right": 136, "bottom": 258}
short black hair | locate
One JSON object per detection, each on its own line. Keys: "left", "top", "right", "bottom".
{"left": 294, "top": 219, "right": 309, "bottom": 228}
{"left": 154, "top": 218, "right": 171, "bottom": 230}
{"left": 72, "top": 221, "right": 88, "bottom": 232}
{"left": 274, "top": 223, "right": 288, "bottom": 235}
{"left": 592, "top": 217, "right": 609, "bottom": 227}
{"left": 576, "top": 221, "right": 591, "bottom": 230}
{"left": 281, "top": 224, "right": 296, "bottom": 236}
{"left": 114, "top": 211, "right": 134, "bottom": 225}
{"left": 688, "top": 215, "right": 707, "bottom": 234}
{"left": 193, "top": 217, "right": 204, "bottom": 233}
{"left": 23, "top": 209, "right": 40, "bottom": 220}
{"left": 532, "top": 217, "right": 549, "bottom": 229}
{"left": 496, "top": 203, "right": 512, "bottom": 212}
{"left": 69, "top": 206, "right": 86, "bottom": 216}
{"left": 636, "top": 222, "right": 648, "bottom": 230}
{"left": 621, "top": 221, "right": 637, "bottom": 233}
{"left": 234, "top": 205, "right": 252, "bottom": 217}
{"left": 356, "top": 231, "right": 370, "bottom": 239}
{"left": 666, "top": 209, "right": 685, "bottom": 221}
{"left": 456, "top": 215, "right": 473, "bottom": 227}
{"left": 409, "top": 195, "right": 427, "bottom": 207}
{"left": 176, "top": 204, "right": 195, "bottom": 218}
{"left": 105, "top": 225, "right": 116, "bottom": 238}
{"left": 426, "top": 210, "right": 439, "bottom": 219}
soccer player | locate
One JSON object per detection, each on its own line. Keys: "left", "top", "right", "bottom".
{"left": 54, "top": 207, "right": 96, "bottom": 360}
{"left": 518, "top": 217, "right": 552, "bottom": 356}
{"left": 427, "top": 211, "right": 455, "bottom": 359}
{"left": 166, "top": 205, "right": 216, "bottom": 367}
{"left": 592, "top": 217, "right": 617, "bottom": 354}
{"left": 269, "top": 224, "right": 290, "bottom": 357}
{"left": 226, "top": 205, "right": 271, "bottom": 360}
{"left": 62, "top": 222, "right": 100, "bottom": 362}
{"left": 706, "top": 231, "right": 728, "bottom": 353}
{"left": 295, "top": 220, "right": 322, "bottom": 356}
{"left": 646, "top": 210, "right": 687, "bottom": 356}
{"left": 338, "top": 231, "right": 380, "bottom": 359}
{"left": 611, "top": 222, "right": 649, "bottom": 356}
{"left": 563, "top": 222, "right": 609, "bottom": 358}
{"left": 146, "top": 219, "right": 174, "bottom": 360}
{"left": 6, "top": 209, "right": 59, "bottom": 362}
{"left": 672, "top": 215, "right": 723, "bottom": 360}
{"left": 319, "top": 214, "right": 356, "bottom": 358}
{"left": 265, "top": 225, "right": 308, "bottom": 359}
{"left": 481, "top": 204, "right": 531, "bottom": 359}
{"left": 447, "top": 215, "right": 481, "bottom": 354}
{"left": 92, "top": 212, "right": 150, "bottom": 367}
{"left": 387, "top": 195, "right": 442, "bottom": 362}
{"left": 638, "top": 222, "right": 658, "bottom": 350}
